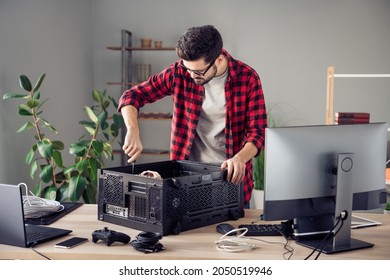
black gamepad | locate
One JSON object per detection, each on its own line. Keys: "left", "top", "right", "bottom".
{"left": 92, "top": 227, "right": 131, "bottom": 246}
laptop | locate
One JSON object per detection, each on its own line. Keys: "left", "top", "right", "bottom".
{"left": 0, "top": 183, "right": 72, "bottom": 248}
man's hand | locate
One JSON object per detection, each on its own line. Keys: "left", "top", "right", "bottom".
{"left": 220, "top": 142, "right": 259, "bottom": 185}
{"left": 121, "top": 105, "right": 143, "bottom": 163}
{"left": 221, "top": 157, "right": 246, "bottom": 185}
{"left": 122, "top": 128, "right": 143, "bottom": 163}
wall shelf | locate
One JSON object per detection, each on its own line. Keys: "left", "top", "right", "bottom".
{"left": 107, "top": 29, "right": 174, "bottom": 165}
{"left": 107, "top": 46, "right": 175, "bottom": 51}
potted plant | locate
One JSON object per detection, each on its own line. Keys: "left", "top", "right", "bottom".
{"left": 250, "top": 149, "right": 265, "bottom": 209}
{"left": 3, "top": 74, "right": 123, "bottom": 203}
{"left": 250, "top": 103, "right": 295, "bottom": 209}
{"left": 384, "top": 202, "right": 390, "bottom": 214}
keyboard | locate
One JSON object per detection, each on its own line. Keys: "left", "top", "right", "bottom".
{"left": 238, "top": 223, "right": 283, "bottom": 236}
{"left": 26, "top": 230, "right": 51, "bottom": 243}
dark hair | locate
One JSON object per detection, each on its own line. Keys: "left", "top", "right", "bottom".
{"left": 176, "top": 25, "right": 223, "bottom": 64}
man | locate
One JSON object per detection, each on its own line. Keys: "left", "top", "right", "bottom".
{"left": 118, "top": 25, "right": 267, "bottom": 205}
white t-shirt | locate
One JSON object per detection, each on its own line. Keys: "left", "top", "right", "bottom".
{"left": 189, "top": 70, "right": 228, "bottom": 163}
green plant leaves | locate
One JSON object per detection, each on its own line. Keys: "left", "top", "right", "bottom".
{"left": 82, "top": 184, "right": 96, "bottom": 204}
{"left": 88, "top": 157, "right": 98, "bottom": 183}
{"left": 92, "top": 89, "right": 103, "bottom": 103}
{"left": 98, "top": 111, "right": 107, "bottom": 127}
{"left": 76, "top": 159, "right": 88, "bottom": 174}
{"left": 40, "top": 165, "right": 53, "bottom": 183}
{"left": 33, "top": 73, "right": 46, "bottom": 93}
{"left": 92, "top": 140, "right": 104, "bottom": 156}
{"left": 19, "top": 75, "right": 32, "bottom": 91}
{"left": 253, "top": 149, "right": 265, "bottom": 191}
{"left": 68, "top": 175, "right": 86, "bottom": 202}
{"left": 42, "top": 118, "right": 58, "bottom": 134}
{"left": 18, "top": 104, "right": 33, "bottom": 116}
{"left": 17, "top": 122, "right": 35, "bottom": 133}
{"left": 63, "top": 164, "right": 76, "bottom": 175}
{"left": 113, "top": 114, "right": 124, "bottom": 128}
{"left": 30, "top": 161, "right": 37, "bottom": 179}
{"left": 69, "top": 142, "right": 86, "bottom": 156}
{"left": 52, "top": 140, "right": 64, "bottom": 150}
{"left": 52, "top": 150, "right": 64, "bottom": 168}
{"left": 2, "top": 92, "right": 28, "bottom": 100}
{"left": 84, "top": 106, "right": 98, "bottom": 123}
{"left": 37, "top": 140, "right": 53, "bottom": 158}
{"left": 43, "top": 185, "right": 57, "bottom": 200}
{"left": 33, "top": 91, "right": 41, "bottom": 100}
{"left": 25, "top": 145, "right": 37, "bottom": 164}
{"left": 27, "top": 99, "right": 40, "bottom": 109}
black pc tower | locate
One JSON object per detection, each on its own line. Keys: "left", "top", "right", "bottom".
{"left": 97, "top": 160, "right": 244, "bottom": 236}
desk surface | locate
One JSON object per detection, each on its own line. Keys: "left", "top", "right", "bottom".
{"left": 1, "top": 205, "right": 389, "bottom": 260}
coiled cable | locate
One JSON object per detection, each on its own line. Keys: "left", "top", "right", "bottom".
{"left": 18, "top": 182, "right": 64, "bottom": 219}
{"left": 130, "top": 232, "right": 165, "bottom": 253}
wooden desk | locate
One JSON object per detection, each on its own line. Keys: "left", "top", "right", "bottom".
{"left": 0, "top": 205, "right": 389, "bottom": 260}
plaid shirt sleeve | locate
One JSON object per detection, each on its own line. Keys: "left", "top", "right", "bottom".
{"left": 224, "top": 50, "right": 267, "bottom": 205}
{"left": 118, "top": 64, "right": 176, "bottom": 111}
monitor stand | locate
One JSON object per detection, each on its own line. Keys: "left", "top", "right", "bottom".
{"left": 297, "top": 153, "right": 374, "bottom": 254}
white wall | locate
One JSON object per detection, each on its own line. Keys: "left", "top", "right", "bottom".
{"left": 0, "top": 0, "right": 93, "bottom": 187}
{"left": 1, "top": 0, "right": 389, "bottom": 186}
{"left": 92, "top": 0, "right": 390, "bottom": 124}
{"left": 92, "top": 0, "right": 390, "bottom": 164}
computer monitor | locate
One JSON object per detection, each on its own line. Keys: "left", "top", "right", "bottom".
{"left": 263, "top": 122, "right": 388, "bottom": 254}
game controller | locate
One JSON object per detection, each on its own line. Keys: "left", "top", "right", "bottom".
{"left": 91, "top": 227, "right": 130, "bottom": 246}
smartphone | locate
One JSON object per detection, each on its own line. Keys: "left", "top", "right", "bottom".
{"left": 54, "top": 237, "right": 88, "bottom": 249}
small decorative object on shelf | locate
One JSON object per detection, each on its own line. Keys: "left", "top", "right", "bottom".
{"left": 141, "top": 38, "right": 152, "bottom": 48}
{"left": 154, "top": 40, "right": 163, "bottom": 48}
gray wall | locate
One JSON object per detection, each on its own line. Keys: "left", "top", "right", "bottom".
{"left": 0, "top": 0, "right": 93, "bottom": 187}
{"left": 1, "top": 0, "right": 389, "bottom": 188}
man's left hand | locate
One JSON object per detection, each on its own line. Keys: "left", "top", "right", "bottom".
{"left": 221, "top": 157, "right": 245, "bottom": 185}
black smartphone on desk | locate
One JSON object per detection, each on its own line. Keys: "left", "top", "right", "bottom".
{"left": 54, "top": 237, "right": 88, "bottom": 249}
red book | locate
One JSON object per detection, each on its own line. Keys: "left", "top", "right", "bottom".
{"left": 334, "top": 112, "right": 370, "bottom": 119}
{"left": 335, "top": 117, "right": 370, "bottom": 124}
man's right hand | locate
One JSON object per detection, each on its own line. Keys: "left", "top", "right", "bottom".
{"left": 122, "top": 129, "right": 143, "bottom": 163}
{"left": 121, "top": 105, "right": 143, "bottom": 163}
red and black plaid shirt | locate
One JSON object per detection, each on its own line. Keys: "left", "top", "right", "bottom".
{"left": 118, "top": 49, "right": 267, "bottom": 205}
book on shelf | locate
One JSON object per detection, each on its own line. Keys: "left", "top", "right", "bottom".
{"left": 334, "top": 111, "right": 370, "bottom": 125}
{"left": 335, "top": 117, "right": 370, "bottom": 124}
{"left": 334, "top": 112, "right": 370, "bottom": 119}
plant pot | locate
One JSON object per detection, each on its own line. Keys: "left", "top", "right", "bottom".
{"left": 249, "top": 189, "right": 264, "bottom": 209}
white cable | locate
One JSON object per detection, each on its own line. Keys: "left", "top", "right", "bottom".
{"left": 18, "top": 183, "right": 64, "bottom": 219}
{"left": 215, "top": 228, "right": 257, "bottom": 252}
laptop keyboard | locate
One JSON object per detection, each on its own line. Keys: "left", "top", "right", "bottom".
{"left": 26, "top": 228, "right": 51, "bottom": 242}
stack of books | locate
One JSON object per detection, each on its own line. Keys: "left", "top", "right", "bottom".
{"left": 334, "top": 112, "right": 370, "bottom": 124}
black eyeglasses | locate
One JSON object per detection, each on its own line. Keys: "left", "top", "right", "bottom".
{"left": 180, "top": 56, "right": 218, "bottom": 76}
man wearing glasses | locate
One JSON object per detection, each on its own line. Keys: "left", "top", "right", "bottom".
{"left": 118, "top": 25, "right": 267, "bottom": 206}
